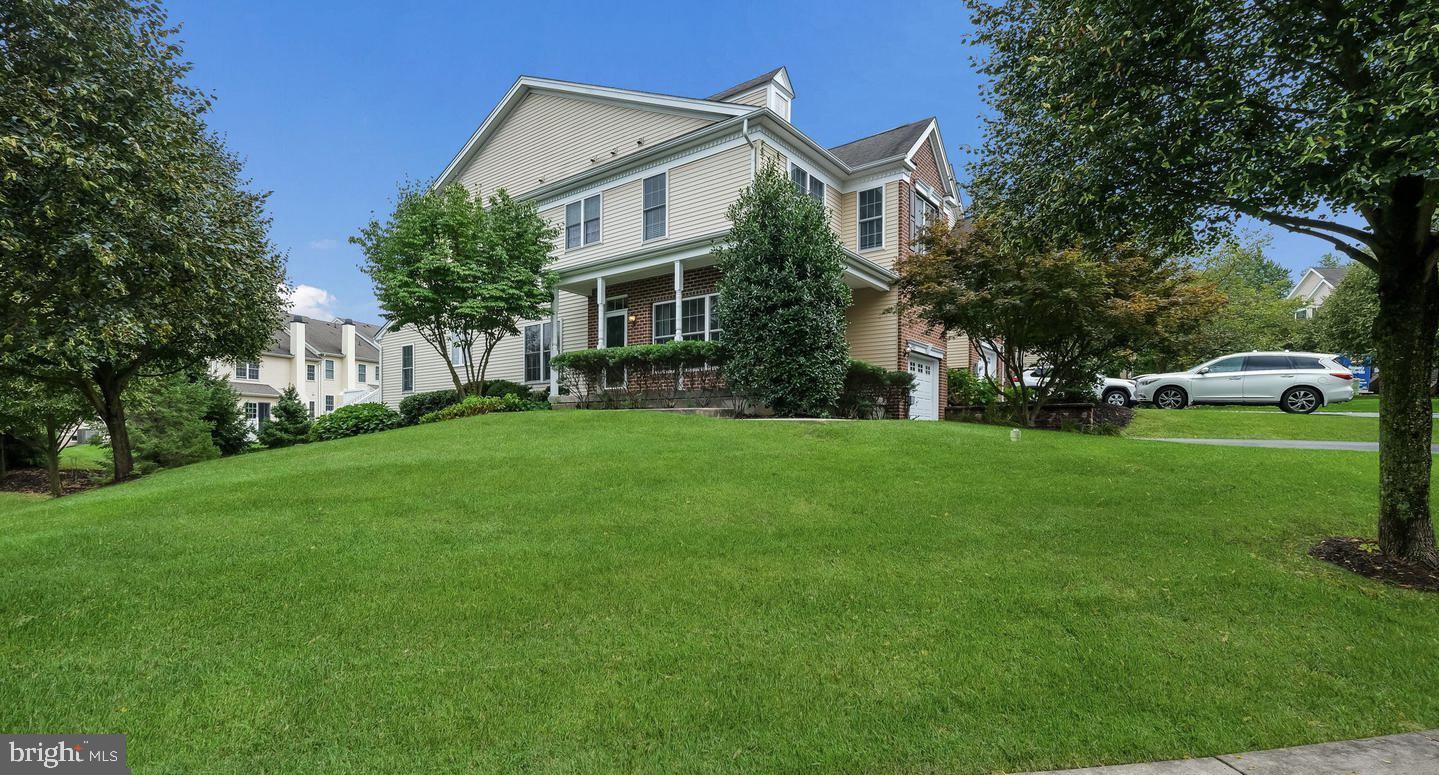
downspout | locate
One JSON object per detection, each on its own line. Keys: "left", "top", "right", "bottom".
{"left": 742, "top": 117, "right": 757, "bottom": 181}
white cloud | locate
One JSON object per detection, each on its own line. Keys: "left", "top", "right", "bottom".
{"left": 287, "top": 284, "right": 339, "bottom": 319}
{"left": 307, "top": 238, "right": 340, "bottom": 251}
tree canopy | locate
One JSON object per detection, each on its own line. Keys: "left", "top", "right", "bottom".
{"left": 356, "top": 184, "right": 557, "bottom": 398}
{"left": 0, "top": 0, "right": 287, "bottom": 480}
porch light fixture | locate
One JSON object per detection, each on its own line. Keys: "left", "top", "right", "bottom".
{"left": 628, "top": 314, "right": 637, "bottom": 322}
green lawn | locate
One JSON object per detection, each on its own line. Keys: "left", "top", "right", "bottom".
{"left": 1126, "top": 406, "right": 1439, "bottom": 442}
{"left": 59, "top": 443, "right": 107, "bottom": 470}
{"left": 1187, "top": 396, "right": 1435, "bottom": 415}
{"left": 2, "top": 412, "right": 1437, "bottom": 773}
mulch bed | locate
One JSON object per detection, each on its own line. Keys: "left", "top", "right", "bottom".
{"left": 1310, "top": 536, "right": 1439, "bottom": 592}
{"left": 0, "top": 468, "right": 104, "bottom": 496}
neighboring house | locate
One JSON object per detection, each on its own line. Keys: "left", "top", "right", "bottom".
{"left": 216, "top": 315, "right": 383, "bottom": 431}
{"left": 1288, "top": 265, "right": 1350, "bottom": 319}
{"left": 378, "top": 67, "right": 963, "bottom": 420}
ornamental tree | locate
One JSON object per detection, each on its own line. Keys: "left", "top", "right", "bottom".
{"left": 0, "top": 0, "right": 288, "bottom": 481}
{"left": 969, "top": 0, "right": 1439, "bottom": 565}
{"left": 355, "top": 185, "right": 557, "bottom": 399}
{"left": 897, "top": 214, "right": 1220, "bottom": 424}
{"left": 715, "top": 163, "right": 852, "bottom": 416}
{"left": 0, "top": 375, "right": 92, "bottom": 497}
{"left": 257, "top": 386, "right": 312, "bottom": 449}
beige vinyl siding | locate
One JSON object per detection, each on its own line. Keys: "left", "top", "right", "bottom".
{"left": 847, "top": 180, "right": 901, "bottom": 269}
{"left": 947, "top": 332, "right": 974, "bottom": 370}
{"left": 380, "top": 293, "right": 591, "bottom": 405}
{"left": 455, "top": 92, "right": 712, "bottom": 200}
{"left": 729, "top": 88, "right": 768, "bottom": 108}
{"left": 846, "top": 288, "right": 898, "bottom": 368}
{"left": 825, "top": 184, "right": 843, "bottom": 237}
{"left": 546, "top": 144, "right": 751, "bottom": 272}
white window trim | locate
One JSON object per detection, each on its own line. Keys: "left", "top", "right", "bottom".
{"left": 911, "top": 186, "right": 940, "bottom": 246}
{"left": 324, "top": 395, "right": 335, "bottom": 413}
{"left": 400, "top": 345, "right": 414, "bottom": 393}
{"left": 564, "top": 192, "right": 603, "bottom": 251}
{"left": 858, "top": 185, "right": 885, "bottom": 252}
{"left": 652, "top": 293, "right": 721, "bottom": 343}
{"left": 522, "top": 321, "right": 556, "bottom": 385}
{"left": 234, "top": 361, "right": 260, "bottom": 381}
{"left": 306, "top": 363, "right": 316, "bottom": 381}
{"left": 642, "top": 173, "right": 668, "bottom": 242}
{"left": 323, "top": 359, "right": 335, "bottom": 380}
{"left": 789, "top": 163, "right": 825, "bottom": 201}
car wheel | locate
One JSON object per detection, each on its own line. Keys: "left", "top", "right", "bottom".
{"left": 1153, "top": 386, "right": 1186, "bottom": 409}
{"left": 1102, "top": 388, "right": 1130, "bottom": 407}
{"left": 1281, "top": 387, "right": 1320, "bottom": 414}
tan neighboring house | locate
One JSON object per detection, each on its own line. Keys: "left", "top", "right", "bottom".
{"left": 1288, "top": 265, "right": 1350, "bottom": 320}
{"left": 378, "top": 67, "right": 964, "bottom": 419}
{"left": 217, "top": 315, "right": 382, "bottom": 432}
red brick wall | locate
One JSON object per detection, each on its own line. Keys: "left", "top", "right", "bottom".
{"left": 586, "top": 266, "right": 723, "bottom": 346}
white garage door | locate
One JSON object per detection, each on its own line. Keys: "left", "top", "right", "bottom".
{"left": 908, "top": 355, "right": 939, "bottom": 420}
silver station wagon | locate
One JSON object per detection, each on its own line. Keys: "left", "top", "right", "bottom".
{"left": 1135, "top": 351, "right": 1356, "bottom": 413}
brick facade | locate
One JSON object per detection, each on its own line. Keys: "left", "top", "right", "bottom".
{"left": 585, "top": 266, "right": 723, "bottom": 347}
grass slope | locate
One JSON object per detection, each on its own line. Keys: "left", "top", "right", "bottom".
{"left": 2, "top": 412, "right": 1437, "bottom": 773}
{"left": 1125, "top": 407, "right": 1439, "bottom": 442}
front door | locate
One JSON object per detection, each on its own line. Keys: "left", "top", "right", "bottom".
{"left": 908, "top": 355, "right": 939, "bottom": 420}
{"left": 1190, "top": 356, "right": 1247, "bottom": 401}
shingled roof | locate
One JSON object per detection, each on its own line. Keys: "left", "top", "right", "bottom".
{"left": 263, "top": 315, "right": 381, "bottom": 361}
{"left": 827, "top": 118, "right": 934, "bottom": 168}
{"left": 708, "top": 67, "right": 786, "bottom": 102}
{"left": 1313, "top": 265, "right": 1350, "bottom": 285}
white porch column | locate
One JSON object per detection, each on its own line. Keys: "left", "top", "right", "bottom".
{"left": 672, "top": 260, "right": 684, "bottom": 342}
{"left": 548, "top": 289, "right": 560, "bottom": 398}
{"left": 595, "top": 277, "right": 606, "bottom": 349}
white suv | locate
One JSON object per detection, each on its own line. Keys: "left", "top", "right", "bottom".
{"left": 1014, "top": 367, "right": 1138, "bottom": 407}
{"left": 1135, "top": 352, "right": 1355, "bottom": 413}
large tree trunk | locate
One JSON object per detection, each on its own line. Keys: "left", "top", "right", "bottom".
{"left": 78, "top": 369, "right": 134, "bottom": 482}
{"left": 43, "top": 419, "right": 61, "bottom": 498}
{"left": 1373, "top": 245, "right": 1439, "bottom": 567}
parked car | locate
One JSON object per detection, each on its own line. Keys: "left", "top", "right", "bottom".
{"left": 1014, "top": 367, "right": 1138, "bottom": 407}
{"left": 1134, "top": 351, "right": 1355, "bottom": 413}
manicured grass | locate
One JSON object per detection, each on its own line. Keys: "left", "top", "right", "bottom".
{"left": 0, "top": 491, "right": 45, "bottom": 513}
{"left": 1126, "top": 407, "right": 1439, "bottom": 442}
{"left": 1187, "top": 396, "right": 1434, "bottom": 415}
{"left": 2, "top": 412, "right": 1438, "bottom": 773}
{"left": 59, "top": 443, "right": 107, "bottom": 470}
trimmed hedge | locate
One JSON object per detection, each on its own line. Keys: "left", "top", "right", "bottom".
{"left": 418, "top": 394, "right": 536, "bottom": 423}
{"left": 947, "top": 368, "right": 999, "bottom": 407}
{"left": 399, "top": 390, "right": 462, "bottom": 426}
{"left": 552, "top": 340, "right": 726, "bottom": 408}
{"left": 308, "top": 402, "right": 402, "bottom": 442}
{"left": 837, "top": 359, "right": 915, "bottom": 418}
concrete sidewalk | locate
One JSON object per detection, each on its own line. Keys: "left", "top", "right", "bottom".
{"left": 1024, "top": 729, "right": 1439, "bottom": 774}
{"left": 1142, "top": 437, "right": 1439, "bottom": 453}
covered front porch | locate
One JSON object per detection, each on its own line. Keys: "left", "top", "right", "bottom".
{"left": 543, "top": 235, "right": 899, "bottom": 399}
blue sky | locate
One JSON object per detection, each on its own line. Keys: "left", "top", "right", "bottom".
{"left": 169, "top": 0, "right": 1331, "bottom": 324}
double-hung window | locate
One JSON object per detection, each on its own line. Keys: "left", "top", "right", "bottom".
{"left": 235, "top": 361, "right": 259, "bottom": 380}
{"left": 789, "top": 163, "right": 825, "bottom": 200}
{"left": 358, "top": 364, "right": 367, "bottom": 383}
{"left": 401, "top": 345, "right": 414, "bottom": 392}
{"left": 324, "top": 359, "right": 335, "bottom": 380}
{"left": 653, "top": 294, "right": 721, "bottom": 343}
{"left": 911, "top": 188, "right": 939, "bottom": 248}
{"left": 642, "top": 173, "right": 667, "bottom": 240}
{"left": 524, "top": 322, "right": 555, "bottom": 383}
{"left": 858, "top": 186, "right": 884, "bottom": 250}
{"left": 565, "top": 194, "right": 601, "bottom": 249}
{"left": 324, "top": 395, "right": 334, "bottom": 413}
{"left": 306, "top": 363, "right": 316, "bottom": 381}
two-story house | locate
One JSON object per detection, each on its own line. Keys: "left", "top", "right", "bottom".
{"left": 220, "top": 315, "right": 383, "bottom": 431}
{"left": 378, "top": 67, "right": 963, "bottom": 419}
{"left": 1288, "top": 265, "right": 1350, "bottom": 320}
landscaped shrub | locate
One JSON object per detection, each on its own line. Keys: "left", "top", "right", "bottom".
{"left": 553, "top": 340, "right": 727, "bottom": 408}
{"left": 479, "top": 379, "right": 541, "bottom": 401}
{"left": 399, "top": 390, "right": 462, "bottom": 426}
{"left": 258, "top": 386, "right": 311, "bottom": 448}
{"left": 308, "top": 402, "right": 402, "bottom": 442}
{"left": 837, "top": 360, "right": 915, "bottom": 418}
{"left": 715, "top": 164, "right": 851, "bottom": 416}
{"left": 124, "top": 376, "right": 221, "bottom": 474}
{"left": 418, "top": 394, "right": 534, "bottom": 423}
{"left": 199, "top": 374, "right": 252, "bottom": 456}
{"left": 947, "top": 368, "right": 999, "bottom": 407}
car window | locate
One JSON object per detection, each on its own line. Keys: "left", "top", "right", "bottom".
{"left": 1244, "top": 355, "right": 1292, "bottom": 371}
{"left": 1205, "top": 357, "right": 1247, "bottom": 373}
{"left": 1288, "top": 356, "right": 1326, "bottom": 369}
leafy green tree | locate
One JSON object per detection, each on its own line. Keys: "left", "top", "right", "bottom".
{"left": 897, "top": 214, "right": 1221, "bottom": 423}
{"left": 355, "top": 185, "right": 557, "bottom": 399}
{"left": 122, "top": 376, "right": 221, "bottom": 475}
{"left": 715, "top": 164, "right": 851, "bottom": 416}
{"left": 969, "top": 0, "right": 1439, "bottom": 565}
{"left": 0, "top": 0, "right": 287, "bottom": 482}
{"left": 200, "top": 375, "right": 251, "bottom": 456}
{"left": 258, "top": 387, "right": 312, "bottom": 449}
{"left": 0, "top": 376, "right": 92, "bottom": 497}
